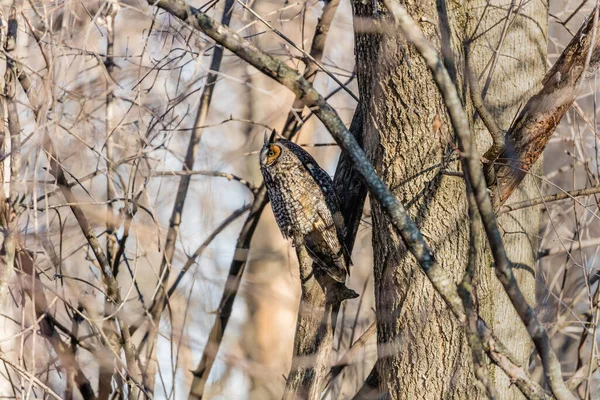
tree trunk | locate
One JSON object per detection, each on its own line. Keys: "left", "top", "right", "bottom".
{"left": 351, "top": 1, "right": 547, "bottom": 398}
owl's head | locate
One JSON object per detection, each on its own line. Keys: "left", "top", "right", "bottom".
{"left": 259, "top": 130, "right": 298, "bottom": 170}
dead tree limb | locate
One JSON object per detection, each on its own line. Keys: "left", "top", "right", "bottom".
{"left": 496, "top": 7, "right": 600, "bottom": 205}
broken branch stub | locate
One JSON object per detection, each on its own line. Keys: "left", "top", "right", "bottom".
{"left": 495, "top": 7, "right": 600, "bottom": 204}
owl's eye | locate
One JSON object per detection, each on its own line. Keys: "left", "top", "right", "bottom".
{"left": 265, "top": 145, "right": 281, "bottom": 164}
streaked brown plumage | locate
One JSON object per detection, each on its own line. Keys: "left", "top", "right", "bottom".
{"left": 259, "top": 131, "right": 351, "bottom": 283}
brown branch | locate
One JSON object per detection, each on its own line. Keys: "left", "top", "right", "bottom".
{"left": 384, "top": 1, "right": 575, "bottom": 399}
{"left": 100, "top": 2, "right": 123, "bottom": 399}
{"left": 495, "top": 7, "right": 600, "bottom": 205}
{"left": 499, "top": 184, "right": 600, "bottom": 214}
{"left": 478, "top": 322, "right": 551, "bottom": 400}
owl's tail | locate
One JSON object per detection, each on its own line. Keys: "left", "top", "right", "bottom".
{"left": 333, "top": 282, "right": 359, "bottom": 303}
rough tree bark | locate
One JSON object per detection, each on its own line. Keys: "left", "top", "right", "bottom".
{"left": 352, "top": 0, "right": 546, "bottom": 398}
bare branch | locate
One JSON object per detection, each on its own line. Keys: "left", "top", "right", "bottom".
{"left": 499, "top": 184, "right": 600, "bottom": 214}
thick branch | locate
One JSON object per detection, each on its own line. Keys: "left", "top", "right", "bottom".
{"left": 478, "top": 322, "right": 551, "bottom": 400}
{"left": 282, "top": 247, "right": 337, "bottom": 400}
{"left": 496, "top": 7, "right": 600, "bottom": 204}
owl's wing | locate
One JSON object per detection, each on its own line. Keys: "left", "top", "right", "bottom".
{"left": 303, "top": 214, "right": 348, "bottom": 283}
{"left": 331, "top": 208, "right": 353, "bottom": 268}
{"left": 309, "top": 169, "right": 353, "bottom": 269}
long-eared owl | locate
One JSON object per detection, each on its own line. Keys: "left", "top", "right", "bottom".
{"left": 259, "top": 131, "right": 351, "bottom": 284}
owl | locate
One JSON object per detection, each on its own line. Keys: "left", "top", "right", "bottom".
{"left": 259, "top": 131, "right": 351, "bottom": 284}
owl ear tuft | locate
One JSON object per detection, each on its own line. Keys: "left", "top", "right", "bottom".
{"left": 266, "top": 129, "right": 277, "bottom": 144}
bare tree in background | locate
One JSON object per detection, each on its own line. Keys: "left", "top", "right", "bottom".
{"left": 1, "top": 0, "right": 600, "bottom": 399}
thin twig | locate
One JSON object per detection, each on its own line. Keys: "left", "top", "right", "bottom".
{"left": 0, "top": 351, "right": 63, "bottom": 400}
{"left": 499, "top": 185, "right": 600, "bottom": 214}
{"left": 152, "top": 169, "right": 256, "bottom": 192}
